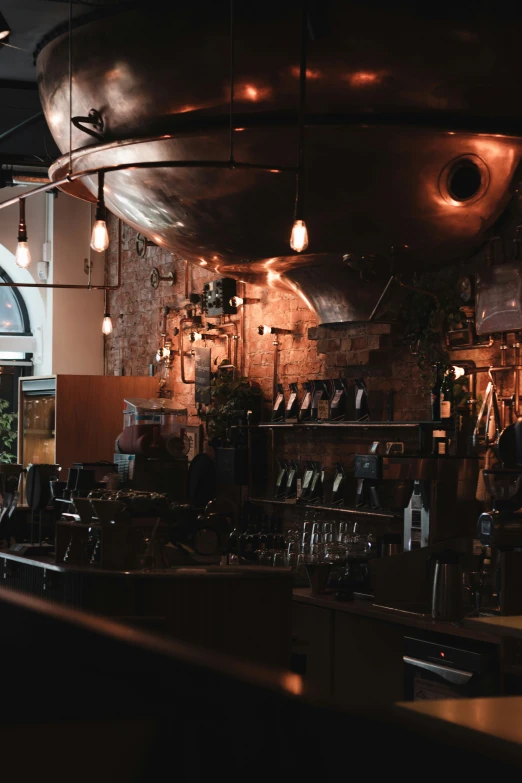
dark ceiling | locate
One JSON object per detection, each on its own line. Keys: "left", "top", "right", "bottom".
{"left": 0, "top": 1, "right": 89, "bottom": 165}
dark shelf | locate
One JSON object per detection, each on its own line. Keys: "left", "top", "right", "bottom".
{"left": 234, "top": 421, "right": 445, "bottom": 430}
{"left": 248, "top": 497, "right": 399, "bottom": 520}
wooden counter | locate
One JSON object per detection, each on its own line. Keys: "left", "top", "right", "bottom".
{"left": 293, "top": 588, "right": 501, "bottom": 643}
{"left": 395, "top": 697, "right": 522, "bottom": 767}
{"left": 0, "top": 550, "right": 293, "bottom": 668}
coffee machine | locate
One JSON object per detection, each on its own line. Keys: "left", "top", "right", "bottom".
{"left": 476, "top": 468, "right": 522, "bottom": 615}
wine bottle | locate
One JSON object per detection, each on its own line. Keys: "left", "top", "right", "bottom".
{"left": 440, "top": 367, "right": 455, "bottom": 423}
{"left": 431, "top": 363, "right": 442, "bottom": 421}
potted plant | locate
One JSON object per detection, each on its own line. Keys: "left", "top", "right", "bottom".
{"left": 204, "top": 368, "right": 263, "bottom": 485}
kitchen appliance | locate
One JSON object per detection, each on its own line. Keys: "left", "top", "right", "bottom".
{"left": 403, "top": 636, "right": 499, "bottom": 701}
{"left": 403, "top": 481, "right": 430, "bottom": 550}
{"left": 475, "top": 467, "right": 522, "bottom": 614}
{"left": 430, "top": 549, "right": 463, "bottom": 620}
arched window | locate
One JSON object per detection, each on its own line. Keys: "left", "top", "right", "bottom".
{"left": 0, "top": 269, "right": 30, "bottom": 335}
{"left": 0, "top": 268, "right": 33, "bottom": 361}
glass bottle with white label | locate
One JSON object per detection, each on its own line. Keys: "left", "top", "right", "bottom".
{"left": 440, "top": 367, "right": 455, "bottom": 423}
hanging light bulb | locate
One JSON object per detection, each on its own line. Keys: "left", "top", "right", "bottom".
{"left": 91, "top": 172, "right": 110, "bottom": 252}
{"left": 290, "top": 219, "right": 308, "bottom": 253}
{"left": 102, "top": 289, "right": 113, "bottom": 335}
{"left": 102, "top": 314, "right": 113, "bottom": 335}
{"left": 15, "top": 199, "right": 31, "bottom": 268}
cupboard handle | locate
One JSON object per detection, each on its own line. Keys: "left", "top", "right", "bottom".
{"left": 403, "top": 656, "right": 474, "bottom": 685}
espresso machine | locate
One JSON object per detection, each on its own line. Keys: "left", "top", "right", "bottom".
{"left": 475, "top": 468, "right": 522, "bottom": 614}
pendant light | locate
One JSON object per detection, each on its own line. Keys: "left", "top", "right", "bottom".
{"left": 91, "top": 171, "right": 110, "bottom": 252}
{"left": 15, "top": 198, "right": 31, "bottom": 268}
{"left": 0, "top": 13, "right": 11, "bottom": 42}
{"left": 102, "top": 289, "right": 113, "bottom": 335}
{"left": 290, "top": 1, "right": 309, "bottom": 253}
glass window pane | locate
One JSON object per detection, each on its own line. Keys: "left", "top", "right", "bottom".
{"left": 0, "top": 287, "right": 24, "bottom": 333}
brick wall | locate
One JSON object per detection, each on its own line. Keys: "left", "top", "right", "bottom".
{"left": 104, "top": 217, "right": 504, "bottom": 425}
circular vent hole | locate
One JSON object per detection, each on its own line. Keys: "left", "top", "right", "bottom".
{"left": 448, "top": 160, "right": 482, "bottom": 201}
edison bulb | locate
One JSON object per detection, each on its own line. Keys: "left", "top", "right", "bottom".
{"left": 15, "top": 241, "right": 31, "bottom": 268}
{"left": 91, "top": 220, "right": 110, "bottom": 252}
{"left": 102, "top": 315, "right": 113, "bottom": 335}
{"left": 290, "top": 219, "right": 308, "bottom": 253}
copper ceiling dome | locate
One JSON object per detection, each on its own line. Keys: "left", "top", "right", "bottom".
{"left": 35, "top": 0, "right": 522, "bottom": 323}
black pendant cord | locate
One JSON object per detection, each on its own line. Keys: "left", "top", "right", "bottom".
{"left": 294, "top": 0, "right": 308, "bottom": 222}
{"left": 68, "top": 0, "right": 73, "bottom": 177}
{"left": 229, "top": 0, "right": 235, "bottom": 167}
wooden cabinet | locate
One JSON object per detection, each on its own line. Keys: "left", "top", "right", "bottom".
{"left": 18, "top": 374, "right": 158, "bottom": 473}
{"left": 292, "top": 601, "right": 334, "bottom": 698}
{"left": 292, "top": 599, "right": 405, "bottom": 706}
{"left": 333, "top": 611, "right": 404, "bottom": 707}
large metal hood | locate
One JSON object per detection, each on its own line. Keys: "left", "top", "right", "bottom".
{"left": 35, "top": 0, "right": 522, "bottom": 323}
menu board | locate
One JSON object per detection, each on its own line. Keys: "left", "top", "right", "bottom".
{"left": 195, "top": 347, "right": 211, "bottom": 404}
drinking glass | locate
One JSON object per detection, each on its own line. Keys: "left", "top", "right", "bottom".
{"left": 310, "top": 542, "right": 325, "bottom": 562}
{"left": 286, "top": 540, "right": 299, "bottom": 568}
{"left": 273, "top": 551, "right": 286, "bottom": 567}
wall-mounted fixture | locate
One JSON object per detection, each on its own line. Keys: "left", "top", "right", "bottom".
{"left": 229, "top": 296, "right": 260, "bottom": 307}
{"left": 136, "top": 233, "right": 156, "bottom": 258}
{"left": 15, "top": 198, "right": 30, "bottom": 268}
{"left": 150, "top": 268, "right": 175, "bottom": 288}
{"left": 258, "top": 325, "right": 294, "bottom": 336}
{"left": 90, "top": 172, "right": 109, "bottom": 252}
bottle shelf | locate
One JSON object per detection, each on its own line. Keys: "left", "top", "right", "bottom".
{"left": 235, "top": 421, "right": 446, "bottom": 430}
{"left": 248, "top": 497, "right": 399, "bottom": 520}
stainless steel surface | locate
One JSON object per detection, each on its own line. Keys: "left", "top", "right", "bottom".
{"left": 35, "top": 1, "right": 522, "bottom": 323}
{"left": 403, "top": 656, "right": 474, "bottom": 686}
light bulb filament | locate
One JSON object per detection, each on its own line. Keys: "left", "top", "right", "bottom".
{"left": 290, "top": 219, "right": 309, "bottom": 253}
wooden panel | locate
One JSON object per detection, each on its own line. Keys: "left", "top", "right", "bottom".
{"left": 333, "top": 611, "right": 405, "bottom": 707}
{"left": 292, "top": 602, "right": 334, "bottom": 698}
{"left": 55, "top": 375, "right": 157, "bottom": 471}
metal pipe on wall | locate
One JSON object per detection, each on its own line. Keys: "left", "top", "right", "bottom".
{"left": 179, "top": 317, "right": 195, "bottom": 384}
{"left": 0, "top": 217, "right": 123, "bottom": 290}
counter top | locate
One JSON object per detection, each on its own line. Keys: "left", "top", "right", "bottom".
{"left": 395, "top": 697, "right": 522, "bottom": 767}
{"left": 293, "top": 588, "right": 502, "bottom": 643}
{"left": 0, "top": 549, "right": 292, "bottom": 579}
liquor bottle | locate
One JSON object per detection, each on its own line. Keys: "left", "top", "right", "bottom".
{"left": 430, "top": 363, "right": 442, "bottom": 421}
{"left": 440, "top": 367, "right": 455, "bottom": 423}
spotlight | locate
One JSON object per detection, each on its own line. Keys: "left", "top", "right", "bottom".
{"left": 229, "top": 296, "right": 261, "bottom": 307}
{"left": 257, "top": 325, "right": 294, "bottom": 336}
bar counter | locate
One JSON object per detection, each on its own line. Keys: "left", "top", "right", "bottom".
{"left": 396, "top": 697, "right": 522, "bottom": 768}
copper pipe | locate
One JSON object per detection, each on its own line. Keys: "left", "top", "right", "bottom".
{"left": 179, "top": 317, "right": 195, "bottom": 384}
{"left": 184, "top": 257, "right": 189, "bottom": 300}
{"left": 449, "top": 335, "right": 495, "bottom": 351}
{"left": 0, "top": 217, "right": 123, "bottom": 290}
{"left": 396, "top": 276, "right": 438, "bottom": 303}
{"left": 514, "top": 333, "right": 521, "bottom": 417}
{"left": 272, "top": 336, "right": 279, "bottom": 402}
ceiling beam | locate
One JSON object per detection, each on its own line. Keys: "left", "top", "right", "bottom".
{"left": 0, "top": 79, "right": 38, "bottom": 91}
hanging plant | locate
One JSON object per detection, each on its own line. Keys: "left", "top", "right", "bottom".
{"left": 400, "top": 267, "right": 465, "bottom": 388}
